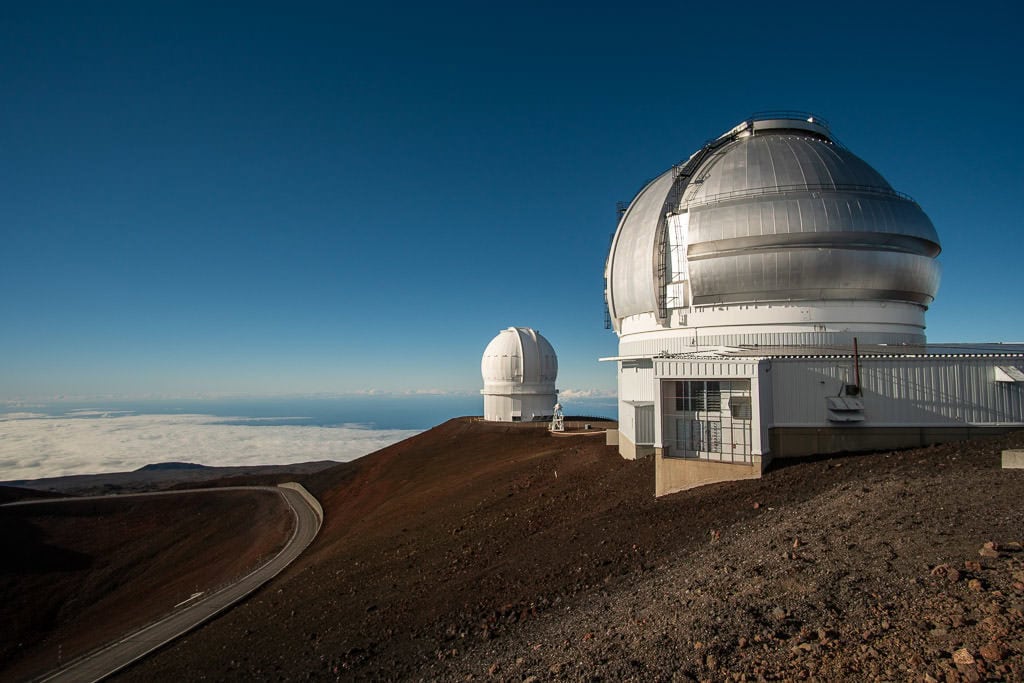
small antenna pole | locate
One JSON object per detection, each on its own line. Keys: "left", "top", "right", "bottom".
{"left": 853, "top": 337, "right": 861, "bottom": 392}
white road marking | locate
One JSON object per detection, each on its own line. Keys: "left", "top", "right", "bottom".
{"left": 173, "top": 592, "right": 204, "bottom": 608}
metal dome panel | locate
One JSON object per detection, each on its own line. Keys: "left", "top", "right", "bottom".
{"left": 606, "top": 169, "right": 677, "bottom": 324}
{"left": 687, "top": 193, "right": 939, "bottom": 250}
{"left": 680, "top": 133, "right": 941, "bottom": 305}
{"left": 684, "top": 135, "right": 891, "bottom": 203}
{"left": 480, "top": 327, "right": 557, "bottom": 387}
{"left": 688, "top": 249, "right": 941, "bottom": 305}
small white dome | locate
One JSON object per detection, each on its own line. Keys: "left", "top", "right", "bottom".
{"left": 481, "top": 327, "right": 557, "bottom": 386}
{"left": 480, "top": 327, "right": 558, "bottom": 422}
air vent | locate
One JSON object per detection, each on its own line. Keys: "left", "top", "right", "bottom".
{"left": 995, "top": 366, "right": 1024, "bottom": 383}
{"left": 827, "top": 396, "right": 865, "bottom": 423}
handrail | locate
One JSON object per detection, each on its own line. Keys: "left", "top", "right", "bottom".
{"left": 747, "top": 110, "right": 829, "bottom": 128}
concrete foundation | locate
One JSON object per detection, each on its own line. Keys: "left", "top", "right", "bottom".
{"left": 655, "top": 448, "right": 766, "bottom": 497}
{"left": 1003, "top": 450, "right": 1024, "bottom": 469}
{"left": 651, "top": 426, "right": 1024, "bottom": 496}
{"left": 618, "top": 431, "right": 654, "bottom": 461}
{"left": 770, "top": 425, "right": 1023, "bottom": 459}
{"left": 605, "top": 429, "right": 619, "bottom": 446}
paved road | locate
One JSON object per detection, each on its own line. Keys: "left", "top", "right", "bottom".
{"left": 14, "top": 483, "right": 322, "bottom": 683}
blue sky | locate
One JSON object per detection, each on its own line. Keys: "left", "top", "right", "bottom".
{"left": 3, "top": 1, "right": 1022, "bottom": 402}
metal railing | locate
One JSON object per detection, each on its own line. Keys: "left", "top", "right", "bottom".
{"left": 747, "top": 110, "right": 829, "bottom": 129}
{"left": 686, "top": 182, "right": 917, "bottom": 208}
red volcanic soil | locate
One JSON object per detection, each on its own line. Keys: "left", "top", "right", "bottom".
{"left": 0, "top": 489, "right": 292, "bottom": 681}
{"left": 112, "top": 418, "right": 1024, "bottom": 681}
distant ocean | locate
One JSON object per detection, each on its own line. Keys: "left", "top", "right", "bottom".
{"left": 0, "top": 395, "right": 617, "bottom": 481}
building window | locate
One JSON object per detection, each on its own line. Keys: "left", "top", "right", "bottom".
{"left": 676, "top": 380, "right": 720, "bottom": 411}
{"left": 729, "top": 396, "right": 752, "bottom": 420}
{"left": 683, "top": 418, "right": 721, "bottom": 451}
{"left": 666, "top": 379, "right": 752, "bottom": 463}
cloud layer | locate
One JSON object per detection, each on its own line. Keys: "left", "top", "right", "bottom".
{"left": 0, "top": 413, "right": 420, "bottom": 481}
{"left": 558, "top": 388, "right": 617, "bottom": 400}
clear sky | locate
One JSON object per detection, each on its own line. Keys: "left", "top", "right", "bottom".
{"left": 3, "top": 1, "right": 1022, "bottom": 402}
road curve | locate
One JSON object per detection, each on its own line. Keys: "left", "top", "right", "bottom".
{"left": 20, "top": 483, "right": 322, "bottom": 683}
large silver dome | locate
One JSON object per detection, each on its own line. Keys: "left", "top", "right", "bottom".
{"left": 606, "top": 115, "right": 941, "bottom": 329}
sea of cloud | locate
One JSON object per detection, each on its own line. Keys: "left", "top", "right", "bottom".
{"left": 0, "top": 412, "right": 420, "bottom": 481}
{"left": 557, "top": 388, "right": 616, "bottom": 400}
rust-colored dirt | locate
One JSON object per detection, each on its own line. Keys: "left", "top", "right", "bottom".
{"left": 0, "top": 489, "right": 292, "bottom": 681}
{"left": 8, "top": 417, "right": 1022, "bottom": 681}
{"left": 109, "top": 418, "right": 1023, "bottom": 681}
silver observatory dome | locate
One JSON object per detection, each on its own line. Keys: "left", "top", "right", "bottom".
{"left": 605, "top": 113, "right": 942, "bottom": 348}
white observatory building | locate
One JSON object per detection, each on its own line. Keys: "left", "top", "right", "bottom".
{"left": 481, "top": 327, "right": 558, "bottom": 422}
{"left": 603, "top": 112, "right": 1024, "bottom": 496}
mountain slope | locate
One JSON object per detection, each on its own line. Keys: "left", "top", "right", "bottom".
{"left": 119, "top": 418, "right": 1024, "bottom": 681}
{"left": 0, "top": 489, "right": 293, "bottom": 681}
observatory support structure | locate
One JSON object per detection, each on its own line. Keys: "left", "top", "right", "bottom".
{"left": 641, "top": 350, "right": 1024, "bottom": 497}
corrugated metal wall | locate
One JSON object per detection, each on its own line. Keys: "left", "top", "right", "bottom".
{"left": 770, "top": 357, "right": 1024, "bottom": 426}
{"left": 483, "top": 395, "right": 518, "bottom": 422}
{"left": 617, "top": 359, "right": 654, "bottom": 445}
{"left": 616, "top": 400, "right": 635, "bottom": 443}
{"left": 619, "top": 360, "right": 655, "bottom": 402}
{"left": 655, "top": 359, "right": 759, "bottom": 379}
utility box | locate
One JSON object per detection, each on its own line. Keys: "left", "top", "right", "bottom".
{"left": 1002, "top": 450, "right": 1024, "bottom": 469}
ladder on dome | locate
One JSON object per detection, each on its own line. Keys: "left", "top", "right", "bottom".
{"left": 654, "top": 126, "right": 749, "bottom": 321}
{"left": 604, "top": 221, "right": 621, "bottom": 330}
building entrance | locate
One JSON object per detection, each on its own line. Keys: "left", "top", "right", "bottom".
{"left": 664, "top": 379, "right": 752, "bottom": 463}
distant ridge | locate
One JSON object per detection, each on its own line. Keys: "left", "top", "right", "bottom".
{"left": 0, "top": 485, "right": 67, "bottom": 504}
{"left": 135, "top": 462, "right": 211, "bottom": 472}
{"left": 1, "top": 460, "right": 338, "bottom": 495}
